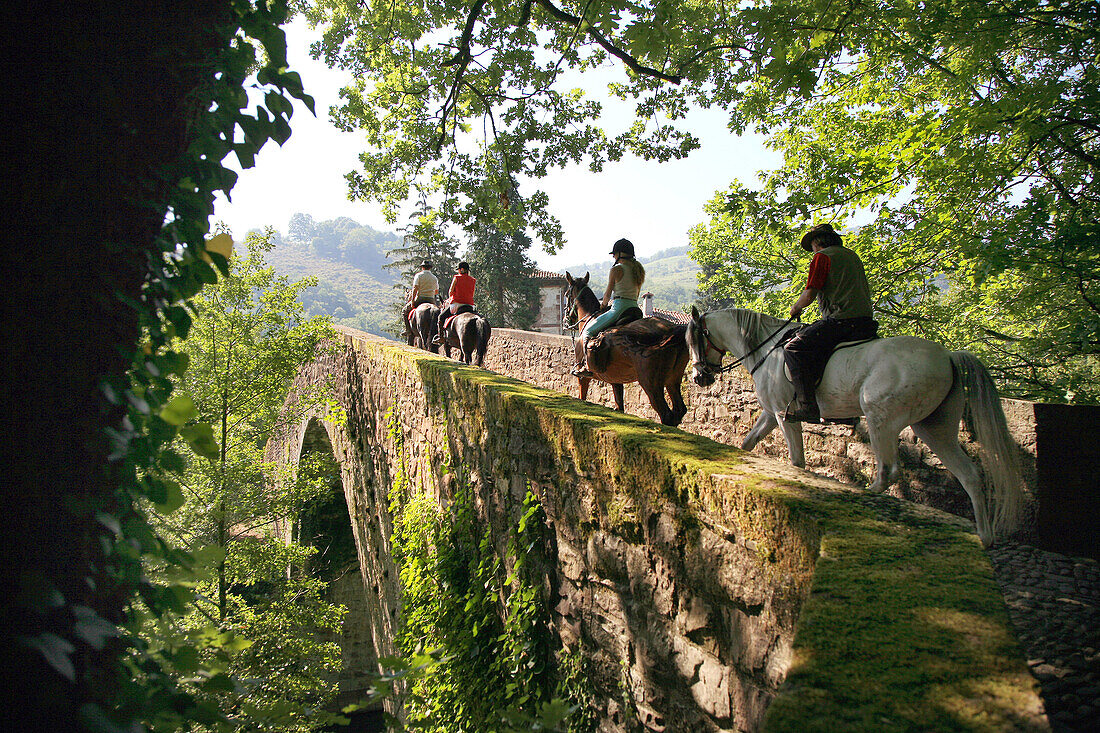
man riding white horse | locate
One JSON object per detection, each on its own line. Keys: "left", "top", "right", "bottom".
{"left": 783, "top": 223, "right": 879, "bottom": 423}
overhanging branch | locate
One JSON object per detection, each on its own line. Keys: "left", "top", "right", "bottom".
{"left": 533, "top": 0, "right": 682, "bottom": 84}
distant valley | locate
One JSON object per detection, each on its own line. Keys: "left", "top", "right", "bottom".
{"left": 261, "top": 219, "right": 702, "bottom": 335}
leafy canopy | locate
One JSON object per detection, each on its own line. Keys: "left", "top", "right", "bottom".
{"left": 301, "top": 0, "right": 1097, "bottom": 399}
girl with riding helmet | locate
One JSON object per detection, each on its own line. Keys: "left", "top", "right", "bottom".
{"left": 571, "top": 239, "right": 646, "bottom": 378}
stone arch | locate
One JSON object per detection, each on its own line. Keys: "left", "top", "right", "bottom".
{"left": 294, "top": 418, "right": 375, "bottom": 711}
{"left": 268, "top": 397, "right": 403, "bottom": 723}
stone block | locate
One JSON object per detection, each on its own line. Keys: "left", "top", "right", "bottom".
{"left": 588, "top": 530, "right": 628, "bottom": 582}
{"left": 693, "top": 654, "right": 731, "bottom": 720}
{"left": 677, "top": 593, "right": 713, "bottom": 636}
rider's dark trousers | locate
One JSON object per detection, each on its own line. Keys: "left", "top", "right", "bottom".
{"left": 783, "top": 316, "right": 879, "bottom": 402}
{"left": 437, "top": 302, "right": 472, "bottom": 338}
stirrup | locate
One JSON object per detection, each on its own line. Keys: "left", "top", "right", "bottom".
{"left": 780, "top": 397, "right": 820, "bottom": 423}
{"left": 571, "top": 364, "right": 594, "bottom": 378}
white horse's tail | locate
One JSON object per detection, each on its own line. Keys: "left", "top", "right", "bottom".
{"left": 950, "top": 351, "right": 1024, "bottom": 539}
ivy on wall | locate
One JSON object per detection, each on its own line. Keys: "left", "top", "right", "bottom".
{"left": 381, "top": 404, "right": 599, "bottom": 733}
{"left": 14, "top": 1, "right": 328, "bottom": 730}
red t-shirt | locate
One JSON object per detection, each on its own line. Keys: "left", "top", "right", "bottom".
{"left": 806, "top": 252, "right": 831, "bottom": 290}
{"left": 450, "top": 273, "right": 476, "bottom": 305}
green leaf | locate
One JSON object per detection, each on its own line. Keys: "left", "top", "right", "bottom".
{"left": 159, "top": 395, "right": 197, "bottom": 426}
{"left": 21, "top": 633, "right": 76, "bottom": 680}
{"left": 154, "top": 479, "right": 186, "bottom": 514}
{"left": 95, "top": 511, "right": 122, "bottom": 536}
{"left": 72, "top": 606, "right": 120, "bottom": 651}
{"left": 201, "top": 672, "right": 237, "bottom": 693}
{"left": 180, "top": 423, "right": 220, "bottom": 461}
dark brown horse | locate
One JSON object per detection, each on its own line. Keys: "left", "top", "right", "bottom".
{"left": 408, "top": 302, "right": 440, "bottom": 352}
{"left": 564, "top": 272, "right": 689, "bottom": 426}
{"left": 439, "top": 310, "right": 491, "bottom": 366}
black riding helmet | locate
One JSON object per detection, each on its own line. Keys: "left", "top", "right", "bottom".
{"left": 610, "top": 238, "right": 635, "bottom": 257}
{"left": 421, "top": 260, "right": 432, "bottom": 269}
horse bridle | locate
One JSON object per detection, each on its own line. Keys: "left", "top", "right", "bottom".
{"left": 692, "top": 313, "right": 795, "bottom": 378}
{"left": 561, "top": 284, "right": 595, "bottom": 333}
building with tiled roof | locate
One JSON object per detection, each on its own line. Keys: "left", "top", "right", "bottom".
{"left": 524, "top": 277, "right": 690, "bottom": 335}
{"left": 528, "top": 270, "right": 568, "bottom": 334}
{"left": 641, "top": 292, "right": 690, "bottom": 324}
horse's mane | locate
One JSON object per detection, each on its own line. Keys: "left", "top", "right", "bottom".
{"left": 576, "top": 283, "right": 600, "bottom": 314}
{"left": 725, "top": 308, "right": 788, "bottom": 342}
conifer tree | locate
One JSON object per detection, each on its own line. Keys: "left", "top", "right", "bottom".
{"left": 464, "top": 182, "right": 538, "bottom": 328}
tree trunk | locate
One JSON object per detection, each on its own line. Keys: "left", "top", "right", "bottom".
{"left": 2, "top": 3, "right": 236, "bottom": 727}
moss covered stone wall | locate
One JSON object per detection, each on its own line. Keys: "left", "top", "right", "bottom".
{"left": 267, "top": 326, "right": 1047, "bottom": 731}
{"left": 484, "top": 328, "right": 1059, "bottom": 541}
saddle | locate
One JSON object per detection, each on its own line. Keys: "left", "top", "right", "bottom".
{"left": 443, "top": 304, "right": 476, "bottom": 331}
{"left": 781, "top": 326, "right": 878, "bottom": 426}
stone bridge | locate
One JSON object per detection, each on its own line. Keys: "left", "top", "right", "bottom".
{"left": 266, "top": 326, "right": 1049, "bottom": 732}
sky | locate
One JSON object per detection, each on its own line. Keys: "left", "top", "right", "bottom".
{"left": 212, "top": 17, "right": 782, "bottom": 271}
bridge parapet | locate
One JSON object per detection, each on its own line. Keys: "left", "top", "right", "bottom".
{"left": 485, "top": 327, "right": 1100, "bottom": 559}
{"left": 267, "top": 326, "right": 1046, "bottom": 731}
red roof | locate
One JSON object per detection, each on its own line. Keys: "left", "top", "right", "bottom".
{"left": 530, "top": 269, "right": 566, "bottom": 281}
{"left": 653, "top": 307, "right": 691, "bottom": 324}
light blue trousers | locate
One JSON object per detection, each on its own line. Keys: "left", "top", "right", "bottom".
{"left": 581, "top": 297, "right": 638, "bottom": 341}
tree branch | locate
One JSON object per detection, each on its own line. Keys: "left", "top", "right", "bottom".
{"left": 533, "top": 0, "right": 682, "bottom": 84}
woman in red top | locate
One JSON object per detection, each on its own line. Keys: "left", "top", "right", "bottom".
{"left": 435, "top": 261, "right": 476, "bottom": 344}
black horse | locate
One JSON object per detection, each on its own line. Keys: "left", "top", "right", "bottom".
{"left": 439, "top": 309, "right": 491, "bottom": 366}
{"left": 407, "top": 302, "right": 440, "bottom": 352}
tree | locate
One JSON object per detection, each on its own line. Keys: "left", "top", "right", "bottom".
{"left": 684, "top": 0, "right": 1100, "bottom": 402}
{"left": 339, "top": 226, "right": 391, "bottom": 272}
{"left": 464, "top": 182, "right": 539, "bottom": 328}
{"left": 385, "top": 196, "right": 461, "bottom": 294}
{"left": 149, "top": 230, "right": 343, "bottom": 729}
{"left": 4, "top": 2, "right": 315, "bottom": 729}
{"left": 302, "top": 0, "right": 706, "bottom": 253}
{"left": 288, "top": 212, "right": 316, "bottom": 243}
{"left": 303, "top": 0, "right": 1098, "bottom": 401}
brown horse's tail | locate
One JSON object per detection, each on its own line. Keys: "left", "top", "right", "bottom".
{"left": 475, "top": 316, "right": 491, "bottom": 366}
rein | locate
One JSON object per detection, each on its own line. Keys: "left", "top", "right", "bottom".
{"left": 562, "top": 286, "right": 600, "bottom": 334}
{"left": 696, "top": 314, "right": 795, "bottom": 377}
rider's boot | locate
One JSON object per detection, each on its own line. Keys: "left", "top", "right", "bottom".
{"left": 432, "top": 316, "right": 446, "bottom": 344}
{"left": 570, "top": 338, "right": 594, "bottom": 378}
{"left": 780, "top": 357, "right": 820, "bottom": 423}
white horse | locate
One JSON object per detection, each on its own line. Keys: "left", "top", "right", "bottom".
{"left": 686, "top": 307, "right": 1023, "bottom": 546}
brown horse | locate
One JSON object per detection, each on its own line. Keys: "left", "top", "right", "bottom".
{"left": 564, "top": 272, "right": 689, "bottom": 426}
{"left": 440, "top": 310, "right": 491, "bottom": 366}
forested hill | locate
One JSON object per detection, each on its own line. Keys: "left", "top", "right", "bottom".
{"left": 263, "top": 214, "right": 403, "bottom": 337}
{"left": 558, "top": 245, "right": 701, "bottom": 314}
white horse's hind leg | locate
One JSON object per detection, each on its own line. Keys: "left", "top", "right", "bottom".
{"left": 912, "top": 394, "right": 992, "bottom": 545}
{"left": 742, "top": 411, "right": 778, "bottom": 452}
{"left": 778, "top": 419, "right": 806, "bottom": 468}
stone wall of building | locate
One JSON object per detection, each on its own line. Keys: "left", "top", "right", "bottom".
{"left": 266, "top": 326, "right": 1044, "bottom": 731}
{"left": 481, "top": 327, "right": 1100, "bottom": 551}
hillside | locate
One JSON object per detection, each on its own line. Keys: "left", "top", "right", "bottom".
{"left": 267, "top": 235, "right": 403, "bottom": 338}
{"left": 558, "top": 247, "right": 701, "bottom": 313}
